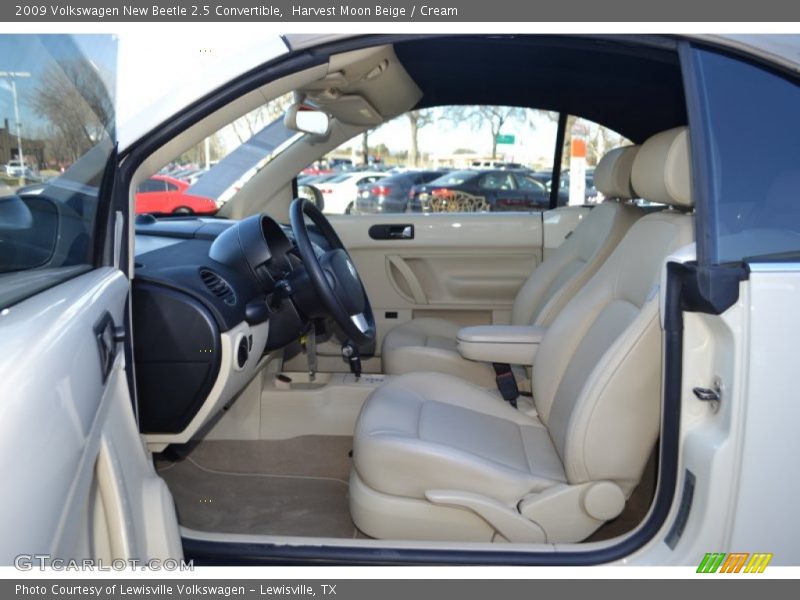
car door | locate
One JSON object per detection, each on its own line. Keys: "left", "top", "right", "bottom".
{"left": 658, "top": 43, "right": 800, "bottom": 562}
{"left": 0, "top": 34, "right": 180, "bottom": 567}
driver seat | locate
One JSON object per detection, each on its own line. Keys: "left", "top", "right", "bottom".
{"left": 350, "top": 127, "right": 695, "bottom": 542}
{"left": 381, "top": 145, "right": 643, "bottom": 387}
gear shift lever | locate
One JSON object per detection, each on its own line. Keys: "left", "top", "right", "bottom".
{"left": 341, "top": 342, "right": 362, "bottom": 379}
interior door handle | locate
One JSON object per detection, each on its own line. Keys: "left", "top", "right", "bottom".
{"left": 94, "top": 312, "right": 125, "bottom": 384}
{"left": 369, "top": 224, "right": 414, "bottom": 240}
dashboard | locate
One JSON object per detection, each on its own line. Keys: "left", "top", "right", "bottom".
{"left": 133, "top": 214, "right": 329, "bottom": 443}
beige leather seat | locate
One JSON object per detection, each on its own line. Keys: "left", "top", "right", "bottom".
{"left": 381, "top": 146, "right": 643, "bottom": 387}
{"left": 351, "top": 127, "right": 695, "bottom": 543}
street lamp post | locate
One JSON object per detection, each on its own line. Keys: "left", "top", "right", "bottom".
{"left": 0, "top": 71, "right": 31, "bottom": 186}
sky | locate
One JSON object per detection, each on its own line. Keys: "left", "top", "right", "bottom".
{"left": 338, "top": 108, "right": 561, "bottom": 166}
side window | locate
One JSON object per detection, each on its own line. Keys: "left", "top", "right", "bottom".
{"left": 137, "top": 179, "right": 161, "bottom": 193}
{"left": 559, "top": 116, "right": 632, "bottom": 206}
{"left": 479, "top": 173, "right": 516, "bottom": 190}
{"left": 318, "top": 105, "right": 559, "bottom": 215}
{"left": 515, "top": 174, "right": 547, "bottom": 192}
{"left": 689, "top": 47, "right": 800, "bottom": 263}
{"left": 0, "top": 34, "right": 117, "bottom": 310}
{"left": 164, "top": 181, "right": 178, "bottom": 192}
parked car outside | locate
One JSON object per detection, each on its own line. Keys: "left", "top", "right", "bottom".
{"left": 135, "top": 174, "right": 218, "bottom": 215}
{"left": 470, "top": 160, "right": 527, "bottom": 169}
{"left": 408, "top": 168, "right": 549, "bottom": 213}
{"left": 298, "top": 172, "right": 341, "bottom": 186}
{"left": 354, "top": 169, "right": 449, "bottom": 214}
{"left": 317, "top": 170, "right": 388, "bottom": 214}
{"left": 4, "top": 160, "right": 35, "bottom": 178}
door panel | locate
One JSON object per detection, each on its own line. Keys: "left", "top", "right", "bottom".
{"left": 0, "top": 270, "right": 181, "bottom": 564}
{"left": 386, "top": 254, "right": 537, "bottom": 305}
{"left": 284, "top": 209, "right": 590, "bottom": 373}
{"left": 333, "top": 212, "right": 543, "bottom": 356}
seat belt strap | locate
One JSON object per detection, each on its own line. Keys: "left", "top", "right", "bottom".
{"left": 492, "top": 363, "right": 519, "bottom": 408}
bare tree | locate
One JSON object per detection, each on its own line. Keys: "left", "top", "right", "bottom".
{"left": 28, "top": 59, "right": 113, "bottom": 163}
{"left": 546, "top": 114, "right": 628, "bottom": 167}
{"left": 449, "top": 106, "right": 527, "bottom": 159}
{"left": 406, "top": 109, "right": 434, "bottom": 167}
{"left": 179, "top": 133, "right": 225, "bottom": 165}
{"left": 230, "top": 93, "right": 293, "bottom": 143}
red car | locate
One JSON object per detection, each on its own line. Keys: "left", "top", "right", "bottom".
{"left": 135, "top": 175, "right": 217, "bottom": 215}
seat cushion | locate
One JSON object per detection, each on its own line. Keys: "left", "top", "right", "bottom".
{"left": 381, "top": 318, "right": 496, "bottom": 387}
{"left": 353, "top": 372, "right": 566, "bottom": 505}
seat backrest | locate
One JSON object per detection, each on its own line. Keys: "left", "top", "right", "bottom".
{"left": 532, "top": 126, "right": 695, "bottom": 494}
{"left": 511, "top": 146, "right": 642, "bottom": 327}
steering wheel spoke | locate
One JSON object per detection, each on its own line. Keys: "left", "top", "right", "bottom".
{"left": 350, "top": 312, "right": 370, "bottom": 334}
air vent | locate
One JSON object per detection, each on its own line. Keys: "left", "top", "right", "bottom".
{"left": 199, "top": 268, "right": 237, "bottom": 306}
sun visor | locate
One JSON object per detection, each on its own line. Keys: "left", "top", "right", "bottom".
{"left": 312, "top": 94, "right": 383, "bottom": 126}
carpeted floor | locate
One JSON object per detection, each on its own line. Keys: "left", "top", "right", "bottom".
{"left": 156, "top": 436, "right": 358, "bottom": 538}
{"left": 157, "top": 435, "right": 654, "bottom": 542}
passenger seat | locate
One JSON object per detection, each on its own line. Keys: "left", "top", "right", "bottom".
{"left": 381, "top": 145, "right": 644, "bottom": 387}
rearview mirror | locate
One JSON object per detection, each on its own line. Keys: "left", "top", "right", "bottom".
{"left": 297, "top": 183, "right": 325, "bottom": 212}
{"left": 284, "top": 104, "right": 331, "bottom": 136}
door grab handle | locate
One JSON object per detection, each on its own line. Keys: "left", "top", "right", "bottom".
{"left": 387, "top": 255, "right": 428, "bottom": 305}
{"left": 369, "top": 224, "right": 414, "bottom": 240}
{"left": 94, "top": 312, "right": 124, "bottom": 384}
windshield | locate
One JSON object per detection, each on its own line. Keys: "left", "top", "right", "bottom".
{"left": 0, "top": 34, "right": 117, "bottom": 307}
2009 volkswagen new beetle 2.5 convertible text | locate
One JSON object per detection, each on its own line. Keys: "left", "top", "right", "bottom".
{"left": 0, "top": 33, "right": 798, "bottom": 566}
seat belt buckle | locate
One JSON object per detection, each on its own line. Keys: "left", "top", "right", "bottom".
{"left": 493, "top": 363, "right": 519, "bottom": 408}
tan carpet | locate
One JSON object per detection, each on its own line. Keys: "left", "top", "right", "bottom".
{"left": 157, "top": 436, "right": 656, "bottom": 542}
{"left": 157, "top": 436, "right": 358, "bottom": 538}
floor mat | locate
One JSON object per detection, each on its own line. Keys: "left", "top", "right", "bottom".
{"left": 157, "top": 436, "right": 358, "bottom": 538}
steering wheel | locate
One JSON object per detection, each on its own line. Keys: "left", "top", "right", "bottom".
{"left": 289, "top": 198, "right": 376, "bottom": 347}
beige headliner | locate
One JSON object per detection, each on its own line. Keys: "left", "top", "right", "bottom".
{"left": 130, "top": 43, "right": 422, "bottom": 224}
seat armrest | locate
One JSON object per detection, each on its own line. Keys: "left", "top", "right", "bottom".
{"left": 456, "top": 325, "right": 546, "bottom": 365}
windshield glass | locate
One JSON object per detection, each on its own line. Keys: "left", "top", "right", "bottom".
{"left": 0, "top": 34, "right": 117, "bottom": 307}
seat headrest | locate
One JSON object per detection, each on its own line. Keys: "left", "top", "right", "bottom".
{"left": 594, "top": 145, "right": 639, "bottom": 199}
{"left": 631, "top": 126, "right": 693, "bottom": 208}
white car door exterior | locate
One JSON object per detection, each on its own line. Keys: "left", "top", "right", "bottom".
{"left": 0, "top": 34, "right": 181, "bottom": 567}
